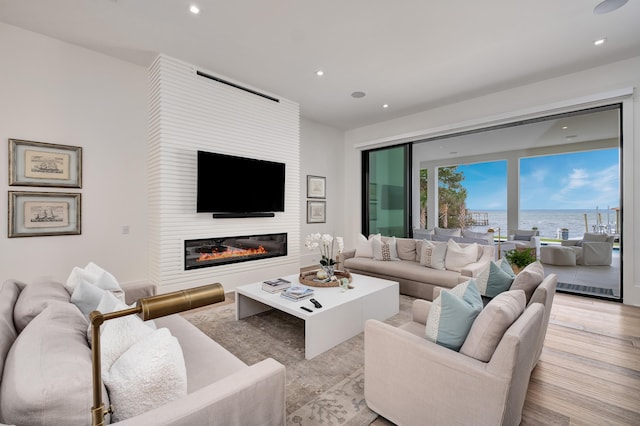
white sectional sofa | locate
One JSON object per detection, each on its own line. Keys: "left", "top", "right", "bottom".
{"left": 341, "top": 236, "right": 495, "bottom": 301}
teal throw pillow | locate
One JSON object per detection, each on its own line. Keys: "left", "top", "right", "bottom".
{"left": 425, "top": 280, "right": 483, "bottom": 351}
{"left": 496, "top": 258, "right": 516, "bottom": 277}
{"left": 475, "top": 261, "right": 515, "bottom": 298}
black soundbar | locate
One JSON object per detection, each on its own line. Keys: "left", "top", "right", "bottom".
{"left": 211, "top": 212, "right": 275, "bottom": 219}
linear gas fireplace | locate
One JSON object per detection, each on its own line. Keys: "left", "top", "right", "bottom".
{"left": 185, "top": 233, "right": 287, "bottom": 270}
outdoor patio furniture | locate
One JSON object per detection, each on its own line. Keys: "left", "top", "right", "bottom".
{"left": 508, "top": 229, "right": 541, "bottom": 258}
{"left": 540, "top": 245, "right": 577, "bottom": 266}
{"left": 561, "top": 233, "right": 614, "bottom": 266}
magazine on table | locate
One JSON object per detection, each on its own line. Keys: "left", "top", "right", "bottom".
{"left": 262, "top": 278, "right": 291, "bottom": 293}
{"left": 280, "top": 285, "right": 314, "bottom": 301}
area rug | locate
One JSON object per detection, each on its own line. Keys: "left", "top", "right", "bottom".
{"left": 556, "top": 282, "right": 614, "bottom": 296}
{"left": 181, "top": 294, "right": 414, "bottom": 425}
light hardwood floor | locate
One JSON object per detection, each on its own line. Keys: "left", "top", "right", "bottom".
{"left": 372, "top": 293, "right": 640, "bottom": 425}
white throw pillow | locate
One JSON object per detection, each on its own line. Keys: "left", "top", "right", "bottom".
{"left": 419, "top": 240, "right": 447, "bottom": 270}
{"left": 98, "top": 301, "right": 156, "bottom": 373}
{"left": 445, "top": 240, "right": 478, "bottom": 272}
{"left": 65, "top": 262, "right": 124, "bottom": 301}
{"left": 355, "top": 234, "right": 374, "bottom": 258}
{"left": 372, "top": 236, "right": 400, "bottom": 261}
{"left": 103, "top": 328, "right": 187, "bottom": 422}
{"left": 71, "top": 280, "right": 108, "bottom": 318}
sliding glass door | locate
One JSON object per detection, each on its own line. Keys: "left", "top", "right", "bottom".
{"left": 362, "top": 144, "right": 411, "bottom": 237}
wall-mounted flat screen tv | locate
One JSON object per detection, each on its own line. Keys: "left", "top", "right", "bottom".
{"left": 197, "top": 150, "right": 286, "bottom": 214}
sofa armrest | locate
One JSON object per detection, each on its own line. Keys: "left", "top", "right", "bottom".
{"left": 460, "top": 261, "right": 487, "bottom": 278}
{"left": 113, "top": 358, "right": 286, "bottom": 426}
{"left": 411, "top": 299, "right": 432, "bottom": 325}
{"left": 120, "top": 282, "right": 157, "bottom": 305}
{"left": 341, "top": 249, "right": 356, "bottom": 261}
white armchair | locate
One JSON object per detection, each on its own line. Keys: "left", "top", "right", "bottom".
{"left": 508, "top": 229, "right": 541, "bottom": 258}
{"left": 561, "top": 232, "right": 614, "bottom": 265}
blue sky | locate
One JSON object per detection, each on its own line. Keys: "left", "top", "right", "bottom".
{"left": 455, "top": 148, "right": 620, "bottom": 210}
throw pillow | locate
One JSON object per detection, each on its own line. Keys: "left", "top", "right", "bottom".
{"left": 444, "top": 240, "right": 478, "bottom": 272}
{"left": 419, "top": 240, "right": 447, "bottom": 270}
{"left": 460, "top": 290, "right": 526, "bottom": 362}
{"left": 462, "top": 229, "right": 493, "bottom": 244}
{"left": 71, "top": 280, "right": 108, "bottom": 318}
{"left": 496, "top": 258, "right": 516, "bottom": 278}
{"left": 98, "top": 295, "right": 156, "bottom": 373}
{"left": 475, "top": 261, "right": 515, "bottom": 298}
{"left": 395, "top": 238, "right": 417, "bottom": 261}
{"left": 65, "top": 262, "right": 123, "bottom": 301}
{"left": 372, "top": 236, "right": 400, "bottom": 261}
{"left": 355, "top": 234, "right": 374, "bottom": 258}
{"left": 511, "top": 261, "right": 545, "bottom": 303}
{"left": 103, "top": 328, "right": 187, "bottom": 422}
{"left": 0, "top": 302, "right": 111, "bottom": 426}
{"left": 425, "top": 280, "right": 483, "bottom": 351}
{"left": 13, "top": 281, "right": 71, "bottom": 333}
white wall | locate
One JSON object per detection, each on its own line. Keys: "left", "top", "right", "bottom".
{"left": 148, "top": 55, "right": 301, "bottom": 293}
{"left": 299, "top": 118, "right": 345, "bottom": 267}
{"left": 343, "top": 56, "right": 640, "bottom": 306}
{"left": 0, "top": 23, "right": 149, "bottom": 284}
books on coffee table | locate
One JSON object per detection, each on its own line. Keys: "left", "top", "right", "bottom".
{"left": 280, "top": 285, "right": 314, "bottom": 301}
{"left": 262, "top": 278, "right": 291, "bottom": 293}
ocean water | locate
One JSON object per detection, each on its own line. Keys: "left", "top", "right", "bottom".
{"left": 467, "top": 209, "right": 619, "bottom": 240}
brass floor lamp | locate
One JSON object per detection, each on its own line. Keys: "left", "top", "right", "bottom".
{"left": 89, "top": 283, "right": 225, "bottom": 426}
{"left": 488, "top": 227, "right": 501, "bottom": 259}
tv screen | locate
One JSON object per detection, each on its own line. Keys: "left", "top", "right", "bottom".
{"left": 197, "top": 150, "right": 285, "bottom": 214}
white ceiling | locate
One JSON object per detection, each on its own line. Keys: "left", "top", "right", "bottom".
{"left": 1, "top": 0, "right": 639, "bottom": 130}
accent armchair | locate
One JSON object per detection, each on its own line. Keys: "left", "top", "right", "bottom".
{"left": 364, "top": 272, "right": 557, "bottom": 426}
{"left": 561, "top": 232, "right": 615, "bottom": 265}
{"left": 507, "top": 229, "right": 541, "bottom": 258}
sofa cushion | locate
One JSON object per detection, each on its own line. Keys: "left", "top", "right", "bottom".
{"left": 395, "top": 238, "right": 417, "bottom": 261}
{"left": 425, "top": 280, "right": 483, "bottom": 351}
{"left": 104, "top": 327, "right": 187, "bottom": 422}
{"left": 583, "top": 232, "right": 609, "bottom": 242}
{"left": 511, "top": 261, "right": 545, "bottom": 302}
{"left": 460, "top": 290, "right": 526, "bottom": 362}
{"left": 475, "top": 261, "right": 515, "bottom": 298}
{"left": 496, "top": 258, "right": 516, "bottom": 277}
{"left": 419, "top": 240, "right": 447, "bottom": 270}
{"left": 434, "top": 227, "right": 462, "bottom": 237}
{"left": 372, "top": 236, "right": 400, "bottom": 261}
{"left": 1, "top": 302, "right": 109, "bottom": 426}
{"left": 13, "top": 281, "right": 71, "bottom": 333}
{"left": 343, "top": 257, "right": 462, "bottom": 288}
{"left": 445, "top": 240, "right": 478, "bottom": 272}
{"left": 0, "top": 280, "right": 22, "bottom": 382}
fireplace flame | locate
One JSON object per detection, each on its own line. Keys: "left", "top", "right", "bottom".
{"left": 197, "top": 245, "right": 268, "bottom": 262}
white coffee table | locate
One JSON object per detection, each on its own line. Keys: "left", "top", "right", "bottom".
{"left": 235, "top": 273, "right": 399, "bottom": 359}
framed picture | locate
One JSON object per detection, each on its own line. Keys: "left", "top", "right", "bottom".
{"left": 8, "top": 191, "right": 81, "bottom": 238}
{"left": 307, "top": 175, "right": 326, "bottom": 199}
{"left": 307, "top": 201, "right": 326, "bottom": 223}
{"left": 9, "top": 139, "right": 82, "bottom": 188}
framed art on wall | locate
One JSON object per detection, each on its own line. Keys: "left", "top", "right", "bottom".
{"left": 307, "top": 175, "right": 326, "bottom": 199}
{"left": 8, "top": 191, "right": 81, "bottom": 237}
{"left": 9, "top": 139, "right": 82, "bottom": 188}
{"left": 307, "top": 200, "right": 326, "bottom": 223}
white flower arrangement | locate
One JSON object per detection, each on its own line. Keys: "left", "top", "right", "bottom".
{"left": 304, "top": 233, "right": 344, "bottom": 268}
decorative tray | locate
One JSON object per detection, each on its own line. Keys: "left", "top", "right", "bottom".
{"left": 299, "top": 269, "right": 352, "bottom": 288}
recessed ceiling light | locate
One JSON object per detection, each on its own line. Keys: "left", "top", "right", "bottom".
{"left": 594, "top": 0, "right": 628, "bottom": 14}
{"left": 449, "top": 151, "right": 458, "bottom": 155}
{"left": 315, "top": 70, "right": 324, "bottom": 77}
{"left": 189, "top": 4, "right": 200, "bottom": 14}
{"left": 566, "top": 135, "right": 577, "bottom": 140}
{"left": 351, "top": 91, "right": 366, "bottom": 99}
{"left": 594, "top": 38, "right": 607, "bottom": 46}
{"left": 562, "top": 126, "right": 568, "bottom": 130}
{"left": 382, "top": 104, "right": 389, "bottom": 109}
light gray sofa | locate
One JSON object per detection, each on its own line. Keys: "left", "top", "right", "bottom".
{"left": 0, "top": 279, "right": 286, "bottom": 426}
{"left": 364, "top": 272, "right": 557, "bottom": 426}
{"left": 341, "top": 237, "right": 494, "bottom": 301}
